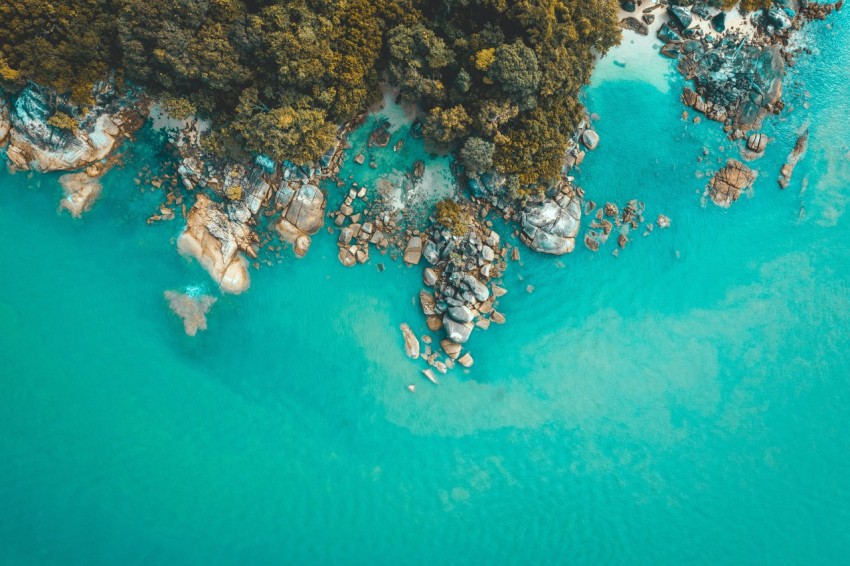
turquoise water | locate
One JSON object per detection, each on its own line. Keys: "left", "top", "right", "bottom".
{"left": 2, "top": 13, "right": 850, "bottom": 564}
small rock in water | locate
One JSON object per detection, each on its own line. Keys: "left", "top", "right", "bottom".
{"left": 457, "top": 353, "right": 474, "bottom": 368}
{"left": 400, "top": 323, "right": 420, "bottom": 359}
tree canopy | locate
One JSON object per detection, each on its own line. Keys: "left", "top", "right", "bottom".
{"left": 0, "top": 0, "right": 621, "bottom": 194}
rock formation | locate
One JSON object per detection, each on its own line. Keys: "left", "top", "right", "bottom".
{"left": 779, "top": 129, "right": 809, "bottom": 189}
{"left": 58, "top": 170, "right": 103, "bottom": 218}
{"left": 276, "top": 183, "right": 326, "bottom": 258}
{"left": 709, "top": 159, "right": 756, "bottom": 207}
{"left": 418, "top": 204, "right": 508, "bottom": 348}
{"left": 5, "top": 82, "right": 148, "bottom": 173}
{"left": 520, "top": 182, "right": 582, "bottom": 255}
{"left": 177, "top": 194, "right": 252, "bottom": 294}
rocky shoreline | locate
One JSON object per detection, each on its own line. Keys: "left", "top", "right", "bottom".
{"left": 620, "top": 0, "right": 841, "bottom": 208}
{"left": 0, "top": 1, "right": 838, "bottom": 374}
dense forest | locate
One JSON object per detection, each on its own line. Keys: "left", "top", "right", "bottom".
{"left": 0, "top": 0, "right": 621, "bottom": 193}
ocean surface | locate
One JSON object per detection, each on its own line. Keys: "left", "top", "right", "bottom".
{"left": 1, "top": 12, "right": 849, "bottom": 565}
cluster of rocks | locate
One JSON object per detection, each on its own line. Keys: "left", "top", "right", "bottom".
{"left": 779, "top": 129, "right": 808, "bottom": 189}
{"left": 564, "top": 117, "right": 599, "bottom": 169}
{"left": 418, "top": 205, "right": 508, "bottom": 348}
{"left": 656, "top": 1, "right": 842, "bottom": 141}
{"left": 708, "top": 159, "right": 757, "bottom": 207}
{"left": 0, "top": 82, "right": 148, "bottom": 215}
{"left": 331, "top": 182, "right": 396, "bottom": 267}
{"left": 676, "top": 37, "right": 785, "bottom": 138}
{"left": 400, "top": 218, "right": 508, "bottom": 381}
{"left": 584, "top": 199, "right": 670, "bottom": 253}
{"left": 172, "top": 121, "right": 351, "bottom": 292}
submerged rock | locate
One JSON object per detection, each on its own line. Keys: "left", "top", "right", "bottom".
{"left": 177, "top": 194, "right": 252, "bottom": 294}
{"left": 164, "top": 290, "right": 216, "bottom": 336}
{"left": 58, "top": 170, "right": 103, "bottom": 218}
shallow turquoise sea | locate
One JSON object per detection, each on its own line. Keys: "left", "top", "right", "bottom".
{"left": 1, "top": 12, "right": 849, "bottom": 565}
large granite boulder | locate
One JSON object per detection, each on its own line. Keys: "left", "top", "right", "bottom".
{"left": 6, "top": 83, "right": 147, "bottom": 172}
{"left": 276, "top": 183, "right": 326, "bottom": 257}
{"left": 709, "top": 159, "right": 756, "bottom": 207}
{"left": 668, "top": 5, "right": 694, "bottom": 29}
{"left": 443, "top": 317, "right": 473, "bottom": 344}
{"left": 520, "top": 186, "right": 581, "bottom": 255}
{"left": 178, "top": 194, "right": 251, "bottom": 294}
{"left": 284, "top": 184, "right": 325, "bottom": 235}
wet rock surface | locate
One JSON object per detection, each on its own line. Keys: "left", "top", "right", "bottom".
{"left": 520, "top": 182, "right": 582, "bottom": 255}
{"left": 708, "top": 159, "right": 757, "bottom": 207}
{"left": 779, "top": 129, "right": 809, "bottom": 189}
{"left": 6, "top": 82, "right": 148, "bottom": 173}
{"left": 177, "top": 194, "right": 253, "bottom": 294}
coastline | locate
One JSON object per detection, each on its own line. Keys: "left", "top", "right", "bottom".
{"left": 0, "top": 1, "right": 841, "bottom": 374}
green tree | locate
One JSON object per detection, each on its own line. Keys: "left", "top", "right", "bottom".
{"left": 460, "top": 137, "right": 495, "bottom": 176}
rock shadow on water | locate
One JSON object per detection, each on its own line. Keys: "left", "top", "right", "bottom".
{"left": 164, "top": 289, "right": 216, "bottom": 336}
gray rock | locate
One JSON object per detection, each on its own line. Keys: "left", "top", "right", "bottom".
{"left": 481, "top": 245, "right": 495, "bottom": 262}
{"left": 448, "top": 305, "right": 474, "bottom": 324}
{"left": 581, "top": 129, "right": 600, "bottom": 150}
{"left": 519, "top": 193, "right": 581, "bottom": 255}
{"left": 423, "top": 267, "right": 438, "bottom": 287}
{"left": 443, "top": 317, "right": 473, "bottom": 344}
{"left": 460, "top": 274, "right": 490, "bottom": 302}
{"left": 747, "top": 133, "right": 768, "bottom": 153}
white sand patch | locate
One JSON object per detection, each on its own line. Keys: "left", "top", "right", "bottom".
{"left": 148, "top": 102, "right": 210, "bottom": 146}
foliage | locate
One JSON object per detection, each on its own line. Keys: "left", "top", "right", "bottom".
{"left": 461, "top": 137, "right": 495, "bottom": 176}
{"left": 225, "top": 184, "right": 243, "bottom": 201}
{"left": 47, "top": 112, "right": 78, "bottom": 132}
{"left": 0, "top": 0, "right": 621, "bottom": 193}
{"left": 435, "top": 198, "right": 471, "bottom": 236}
{"left": 159, "top": 94, "right": 197, "bottom": 120}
